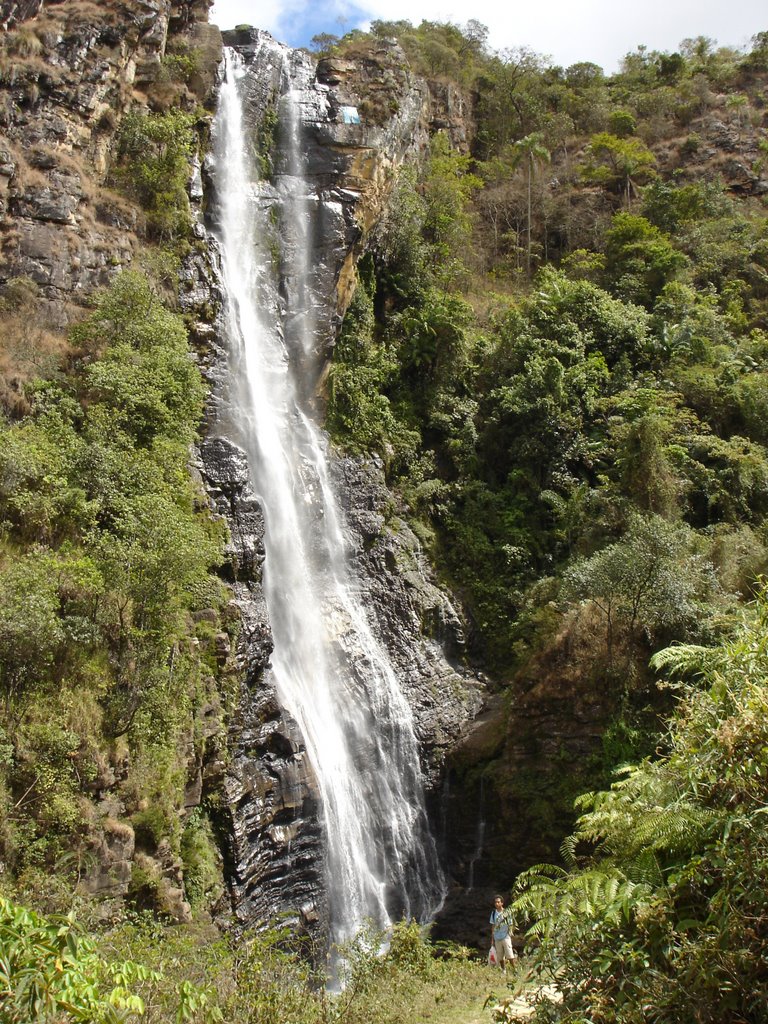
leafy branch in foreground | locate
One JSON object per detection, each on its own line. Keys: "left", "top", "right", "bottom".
{"left": 0, "top": 894, "right": 224, "bottom": 1024}
{"left": 0, "top": 894, "right": 151, "bottom": 1023}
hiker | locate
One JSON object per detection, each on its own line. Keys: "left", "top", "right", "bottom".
{"left": 489, "top": 894, "right": 516, "bottom": 970}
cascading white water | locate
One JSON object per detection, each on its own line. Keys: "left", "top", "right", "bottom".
{"left": 213, "top": 45, "right": 445, "bottom": 944}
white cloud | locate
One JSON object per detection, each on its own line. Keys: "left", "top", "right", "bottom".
{"left": 209, "top": 0, "right": 765, "bottom": 72}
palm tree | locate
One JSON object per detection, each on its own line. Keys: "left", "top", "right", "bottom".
{"left": 510, "top": 132, "right": 550, "bottom": 275}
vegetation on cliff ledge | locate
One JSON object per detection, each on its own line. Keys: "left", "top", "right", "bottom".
{"left": 0, "top": 270, "right": 230, "bottom": 904}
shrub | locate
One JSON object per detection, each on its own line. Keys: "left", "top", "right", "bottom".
{"left": 0, "top": 269, "right": 224, "bottom": 883}
{"left": 385, "top": 919, "right": 433, "bottom": 977}
{"left": 160, "top": 48, "right": 202, "bottom": 85}
{"left": 580, "top": 132, "right": 657, "bottom": 204}
{"left": 608, "top": 108, "right": 637, "bottom": 137}
{"left": 512, "top": 586, "right": 768, "bottom": 1024}
{"left": 180, "top": 810, "right": 223, "bottom": 907}
{"left": 132, "top": 806, "right": 170, "bottom": 851}
{"left": 113, "top": 110, "right": 197, "bottom": 240}
{"left": 0, "top": 894, "right": 152, "bottom": 1023}
{"left": 604, "top": 212, "right": 688, "bottom": 307}
{"left": 3, "top": 29, "right": 43, "bottom": 57}
{"left": 680, "top": 131, "right": 701, "bottom": 155}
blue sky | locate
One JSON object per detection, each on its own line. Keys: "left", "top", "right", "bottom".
{"left": 208, "top": 0, "right": 766, "bottom": 73}
{"left": 240, "top": 0, "right": 376, "bottom": 51}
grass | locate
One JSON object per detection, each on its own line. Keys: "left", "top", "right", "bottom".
{"left": 88, "top": 913, "right": 516, "bottom": 1024}
{"left": 403, "top": 959, "right": 539, "bottom": 1024}
{"left": 364, "top": 957, "right": 497, "bottom": 1024}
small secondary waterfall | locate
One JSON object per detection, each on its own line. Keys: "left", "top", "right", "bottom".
{"left": 466, "top": 779, "right": 486, "bottom": 892}
{"left": 213, "top": 46, "right": 445, "bottom": 943}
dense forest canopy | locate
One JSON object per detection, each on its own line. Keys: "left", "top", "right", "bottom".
{"left": 326, "top": 19, "right": 768, "bottom": 676}
{"left": 0, "top": 7, "right": 767, "bottom": 1022}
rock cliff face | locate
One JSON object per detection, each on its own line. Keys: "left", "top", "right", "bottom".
{"left": 332, "top": 455, "right": 483, "bottom": 782}
{"left": 0, "top": 0, "right": 219, "bottom": 325}
{"left": 208, "top": 30, "right": 432, "bottom": 393}
{"left": 0, "top": 1, "right": 488, "bottom": 939}
{"left": 0, "top": 0, "right": 224, "bottom": 918}
{"left": 195, "top": 434, "right": 326, "bottom": 929}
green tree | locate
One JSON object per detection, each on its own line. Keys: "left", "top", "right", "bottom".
{"left": 0, "top": 893, "right": 223, "bottom": 1023}
{"left": 421, "top": 132, "right": 483, "bottom": 284}
{"left": 563, "top": 513, "right": 718, "bottom": 668}
{"left": 607, "top": 108, "right": 637, "bottom": 137}
{"left": 473, "top": 48, "right": 549, "bottom": 158}
{"left": 113, "top": 110, "right": 197, "bottom": 240}
{"left": 309, "top": 32, "right": 339, "bottom": 53}
{"left": 0, "top": 270, "right": 225, "bottom": 871}
{"left": 604, "top": 213, "right": 688, "bottom": 307}
{"left": 581, "top": 132, "right": 657, "bottom": 207}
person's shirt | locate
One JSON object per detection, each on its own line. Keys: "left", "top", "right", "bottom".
{"left": 490, "top": 909, "right": 509, "bottom": 940}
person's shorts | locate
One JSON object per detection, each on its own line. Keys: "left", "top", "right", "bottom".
{"left": 494, "top": 935, "right": 515, "bottom": 963}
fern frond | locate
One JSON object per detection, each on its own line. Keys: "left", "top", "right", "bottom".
{"left": 513, "top": 861, "right": 654, "bottom": 944}
{"left": 513, "top": 864, "right": 568, "bottom": 889}
{"left": 650, "top": 643, "right": 718, "bottom": 680}
{"left": 625, "top": 848, "right": 663, "bottom": 888}
{"left": 573, "top": 790, "right": 597, "bottom": 811}
{"left": 526, "top": 918, "right": 549, "bottom": 939}
{"left": 629, "top": 804, "right": 719, "bottom": 857}
{"left": 603, "top": 874, "right": 620, "bottom": 905}
{"left": 560, "top": 833, "right": 580, "bottom": 868}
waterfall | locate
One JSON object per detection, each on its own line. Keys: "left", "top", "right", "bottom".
{"left": 466, "top": 778, "right": 486, "bottom": 892}
{"left": 212, "top": 45, "right": 445, "bottom": 944}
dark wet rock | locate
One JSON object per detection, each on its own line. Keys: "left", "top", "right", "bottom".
{"left": 199, "top": 431, "right": 325, "bottom": 925}
{"left": 332, "top": 454, "right": 484, "bottom": 783}
{"left": 198, "top": 437, "right": 267, "bottom": 587}
{"left": 224, "top": 681, "right": 326, "bottom": 930}
{"left": 431, "top": 609, "right": 632, "bottom": 948}
{"left": 197, "top": 432, "right": 325, "bottom": 928}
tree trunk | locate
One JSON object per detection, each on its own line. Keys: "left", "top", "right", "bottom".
{"left": 527, "top": 156, "right": 532, "bottom": 275}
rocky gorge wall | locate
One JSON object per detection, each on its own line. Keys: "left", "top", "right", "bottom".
{"left": 0, "top": 0, "right": 220, "bottom": 325}
{"left": 0, "top": 1, "right": 492, "bottom": 941}
{"left": 0, "top": 0, "right": 228, "bottom": 923}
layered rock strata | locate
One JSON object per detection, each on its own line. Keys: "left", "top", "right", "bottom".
{"left": 0, "top": 0, "right": 219, "bottom": 324}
